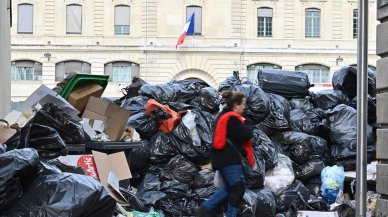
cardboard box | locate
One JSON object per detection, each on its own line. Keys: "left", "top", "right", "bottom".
{"left": 83, "top": 96, "right": 131, "bottom": 141}
{"left": 57, "top": 155, "right": 99, "bottom": 180}
{"left": 68, "top": 84, "right": 104, "bottom": 113}
{"left": 92, "top": 151, "right": 132, "bottom": 204}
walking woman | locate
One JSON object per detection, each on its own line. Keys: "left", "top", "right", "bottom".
{"left": 193, "top": 91, "right": 255, "bottom": 217}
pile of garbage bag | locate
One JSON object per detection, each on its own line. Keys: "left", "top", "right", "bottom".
{"left": 0, "top": 67, "right": 379, "bottom": 217}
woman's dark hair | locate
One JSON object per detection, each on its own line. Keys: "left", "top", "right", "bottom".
{"left": 222, "top": 91, "right": 245, "bottom": 109}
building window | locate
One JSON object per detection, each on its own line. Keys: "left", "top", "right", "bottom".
{"left": 305, "top": 8, "right": 320, "bottom": 38}
{"left": 66, "top": 4, "right": 82, "bottom": 34}
{"left": 17, "top": 4, "right": 33, "bottom": 34}
{"left": 353, "top": 9, "right": 358, "bottom": 38}
{"left": 104, "top": 62, "right": 140, "bottom": 82}
{"left": 247, "top": 63, "right": 282, "bottom": 82}
{"left": 11, "top": 60, "right": 42, "bottom": 81}
{"left": 115, "top": 5, "right": 130, "bottom": 35}
{"left": 186, "top": 6, "right": 202, "bottom": 35}
{"left": 296, "top": 64, "right": 329, "bottom": 84}
{"left": 55, "top": 61, "right": 91, "bottom": 81}
{"left": 257, "top": 7, "right": 273, "bottom": 37}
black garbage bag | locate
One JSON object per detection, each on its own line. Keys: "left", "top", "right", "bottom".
{"left": 192, "top": 109, "right": 214, "bottom": 146}
{"left": 0, "top": 144, "right": 5, "bottom": 154}
{"left": 171, "top": 109, "right": 214, "bottom": 165}
{"left": 304, "top": 176, "right": 322, "bottom": 197}
{"left": 311, "top": 89, "right": 349, "bottom": 110}
{"left": 332, "top": 200, "right": 356, "bottom": 217}
{"left": 161, "top": 181, "right": 192, "bottom": 199}
{"left": 149, "top": 132, "right": 178, "bottom": 164}
{"left": 171, "top": 121, "right": 209, "bottom": 165}
{"left": 289, "top": 97, "right": 314, "bottom": 110}
{"left": 238, "top": 190, "right": 259, "bottom": 217}
{"left": 332, "top": 66, "right": 376, "bottom": 99}
{"left": 167, "top": 102, "right": 195, "bottom": 112}
{"left": 294, "top": 159, "right": 325, "bottom": 181}
{"left": 139, "top": 83, "right": 180, "bottom": 104}
{"left": 151, "top": 107, "right": 173, "bottom": 120}
{"left": 191, "top": 87, "right": 221, "bottom": 113}
{"left": 328, "top": 104, "right": 376, "bottom": 160}
{"left": 193, "top": 169, "right": 215, "bottom": 188}
{"left": 289, "top": 108, "right": 330, "bottom": 138}
{"left": 139, "top": 79, "right": 209, "bottom": 104}
{"left": 155, "top": 197, "right": 198, "bottom": 217}
{"left": 121, "top": 76, "right": 148, "bottom": 99}
{"left": 308, "top": 194, "right": 327, "bottom": 211}
{"left": 252, "top": 187, "right": 277, "bottom": 217}
{"left": 246, "top": 157, "right": 265, "bottom": 189}
{"left": 45, "top": 159, "right": 86, "bottom": 175}
{"left": 194, "top": 185, "right": 217, "bottom": 201}
{"left": 258, "top": 69, "right": 312, "bottom": 99}
{"left": 5, "top": 124, "right": 67, "bottom": 159}
{"left": 261, "top": 93, "right": 291, "bottom": 130}
{"left": 119, "top": 187, "right": 147, "bottom": 212}
{"left": 281, "top": 131, "right": 328, "bottom": 165}
{"left": 127, "top": 112, "right": 159, "bottom": 139}
{"left": 252, "top": 129, "right": 279, "bottom": 170}
{"left": 232, "top": 83, "right": 271, "bottom": 124}
{"left": 218, "top": 71, "right": 241, "bottom": 92}
{"left": 125, "top": 141, "right": 150, "bottom": 174}
{"left": 121, "top": 96, "right": 149, "bottom": 115}
{"left": 31, "top": 103, "right": 88, "bottom": 144}
{"left": 0, "top": 148, "right": 40, "bottom": 213}
{"left": 349, "top": 95, "right": 376, "bottom": 123}
{"left": 136, "top": 173, "right": 166, "bottom": 205}
{"left": 2, "top": 173, "right": 116, "bottom": 217}
{"left": 334, "top": 145, "right": 376, "bottom": 171}
{"left": 161, "top": 155, "right": 199, "bottom": 185}
{"left": 276, "top": 180, "right": 311, "bottom": 213}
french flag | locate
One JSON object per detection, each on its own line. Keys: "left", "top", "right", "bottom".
{"left": 176, "top": 13, "right": 195, "bottom": 49}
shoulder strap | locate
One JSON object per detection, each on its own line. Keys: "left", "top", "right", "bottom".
{"left": 226, "top": 139, "right": 245, "bottom": 160}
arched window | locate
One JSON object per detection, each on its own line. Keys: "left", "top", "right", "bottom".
{"left": 18, "top": 4, "right": 33, "bottom": 34}
{"left": 305, "top": 8, "right": 320, "bottom": 38}
{"left": 115, "top": 5, "right": 130, "bottom": 35}
{"left": 186, "top": 6, "right": 202, "bottom": 35}
{"left": 247, "top": 63, "right": 282, "bottom": 82}
{"left": 11, "top": 60, "right": 42, "bottom": 81}
{"left": 104, "top": 61, "right": 140, "bottom": 82}
{"left": 257, "top": 7, "right": 273, "bottom": 37}
{"left": 296, "top": 64, "right": 329, "bottom": 84}
{"left": 66, "top": 4, "right": 82, "bottom": 34}
{"left": 55, "top": 60, "right": 91, "bottom": 81}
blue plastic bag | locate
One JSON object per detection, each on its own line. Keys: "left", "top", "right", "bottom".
{"left": 320, "top": 165, "right": 345, "bottom": 206}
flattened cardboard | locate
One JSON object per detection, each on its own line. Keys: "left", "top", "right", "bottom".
{"left": 68, "top": 84, "right": 104, "bottom": 113}
{"left": 92, "top": 150, "right": 132, "bottom": 204}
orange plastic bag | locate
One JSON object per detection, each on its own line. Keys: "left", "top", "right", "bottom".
{"left": 146, "top": 99, "right": 181, "bottom": 133}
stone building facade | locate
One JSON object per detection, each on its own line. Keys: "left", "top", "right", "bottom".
{"left": 10, "top": 0, "right": 379, "bottom": 101}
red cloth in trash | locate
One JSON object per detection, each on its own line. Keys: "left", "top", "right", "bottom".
{"left": 145, "top": 99, "right": 181, "bottom": 133}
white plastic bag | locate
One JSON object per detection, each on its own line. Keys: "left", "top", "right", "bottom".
{"left": 182, "top": 110, "right": 201, "bottom": 147}
{"left": 264, "top": 154, "right": 295, "bottom": 196}
{"left": 214, "top": 170, "right": 226, "bottom": 188}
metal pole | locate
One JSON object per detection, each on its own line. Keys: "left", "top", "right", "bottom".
{"left": 356, "top": 0, "right": 368, "bottom": 216}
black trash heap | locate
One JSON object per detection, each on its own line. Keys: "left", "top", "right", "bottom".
{"left": 0, "top": 66, "right": 378, "bottom": 217}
